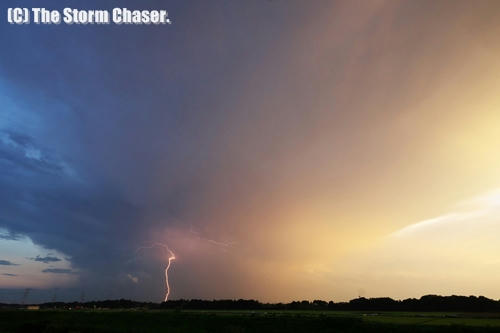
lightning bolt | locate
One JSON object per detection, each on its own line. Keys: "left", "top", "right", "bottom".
{"left": 135, "top": 242, "right": 176, "bottom": 302}
{"left": 189, "top": 225, "right": 236, "bottom": 251}
{"left": 164, "top": 248, "right": 176, "bottom": 302}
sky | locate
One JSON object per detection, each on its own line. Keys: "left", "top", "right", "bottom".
{"left": 2, "top": 0, "right": 500, "bottom": 303}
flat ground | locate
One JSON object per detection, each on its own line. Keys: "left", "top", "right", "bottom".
{"left": 2, "top": 309, "right": 500, "bottom": 332}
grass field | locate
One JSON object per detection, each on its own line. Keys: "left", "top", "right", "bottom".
{"left": 2, "top": 309, "right": 500, "bottom": 332}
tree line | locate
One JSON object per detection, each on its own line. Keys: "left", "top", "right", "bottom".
{"left": 4, "top": 295, "right": 500, "bottom": 312}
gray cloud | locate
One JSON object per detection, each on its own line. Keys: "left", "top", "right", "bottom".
{"left": 42, "top": 268, "right": 74, "bottom": 274}
{"left": 1, "top": 273, "right": 17, "bottom": 277}
{"left": 0, "top": 260, "right": 18, "bottom": 266}
{"left": 30, "top": 255, "right": 62, "bottom": 264}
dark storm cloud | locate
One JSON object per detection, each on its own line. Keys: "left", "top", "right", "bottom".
{"left": 0, "top": 130, "right": 67, "bottom": 176}
{"left": 0, "top": 0, "right": 206, "bottom": 300}
{"left": 0, "top": 260, "right": 18, "bottom": 266}
{"left": 0, "top": 0, "right": 332, "bottom": 301}
{"left": 30, "top": 255, "right": 62, "bottom": 264}
{"left": 0, "top": 0, "right": 240, "bottom": 293}
{"left": 42, "top": 268, "right": 74, "bottom": 274}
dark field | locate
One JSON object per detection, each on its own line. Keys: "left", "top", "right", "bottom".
{"left": 3, "top": 310, "right": 500, "bottom": 333}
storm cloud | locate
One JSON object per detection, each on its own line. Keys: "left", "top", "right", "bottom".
{"left": 30, "top": 256, "right": 62, "bottom": 264}
{"left": 2, "top": 0, "right": 500, "bottom": 303}
{"left": 42, "top": 269, "right": 74, "bottom": 275}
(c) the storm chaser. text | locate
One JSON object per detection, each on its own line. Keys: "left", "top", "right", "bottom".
{"left": 7, "top": 8, "right": 171, "bottom": 25}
